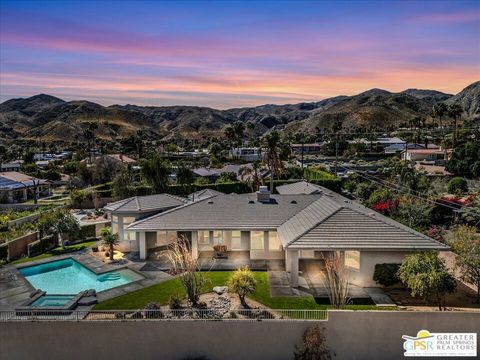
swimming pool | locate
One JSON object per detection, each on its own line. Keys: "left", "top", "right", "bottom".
{"left": 31, "top": 295, "right": 76, "bottom": 307}
{"left": 19, "top": 258, "right": 144, "bottom": 294}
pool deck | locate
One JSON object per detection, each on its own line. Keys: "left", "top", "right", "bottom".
{"left": 0, "top": 250, "right": 173, "bottom": 310}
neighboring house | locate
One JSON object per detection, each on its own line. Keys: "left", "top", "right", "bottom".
{"left": 104, "top": 194, "right": 188, "bottom": 252}
{"left": 402, "top": 148, "right": 450, "bottom": 164}
{"left": 192, "top": 168, "right": 221, "bottom": 182}
{"left": 219, "top": 164, "right": 269, "bottom": 181}
{"left": 0, "top": 172, "right": 51, "bottom": 203}
{"left": 0, "top": 160, "right": 23, "bottom": 172}
{"left": 82, "top": 154, "right": 138, "bottom": 166}
{"left": 384, "top": 143, "right": 439, "bottom": 154}
{"left": 229, "top": 147, "right": 261, "bottom": 162}
{"left": 291, "top": 143, "right": 325, "bottom": 155}
{"left": 127, "top": 183, "right": 447, "bottom": 288}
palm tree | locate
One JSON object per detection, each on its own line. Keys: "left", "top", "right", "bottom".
{"left": 448, "top": 104, "right": 463, "bottom": 146}
{"left": 262, "top": 130, "right": 283, "bottom": 192}
{"left": 432, "top": 103, "right": 448, "bottom": 148}
{"left": 100, "top": 227, "right": 119, "bottom": 261}
{"left": 251, "top": 160, "right": 262, "bottom": 191}
{"left": 224, "top": 125, "right": 236, "bottom": 153}
{"left": 83, "top": 128, "right": 93, "bottom": 164}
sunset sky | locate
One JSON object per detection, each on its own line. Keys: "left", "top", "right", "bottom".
{"left": 1, "top": 0, "right": 479, "bottom": 109}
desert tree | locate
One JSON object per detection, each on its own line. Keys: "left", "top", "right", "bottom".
{"left": 227, "top": 266, "right": 257, "bottom": 308}
{"left": 100, "top": 227, "right": 119, "bottom": 261}
{"left": 321, "top": 252, "right": 349, "bottom": 308}
{"left": 164, "top": 236, "right": 207, "bottom": 307}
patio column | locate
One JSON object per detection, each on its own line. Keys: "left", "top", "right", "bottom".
{"left": 191, "top": 231, "right": 198, "bottom": 260}
{"left": 139, "top": 231, "right": 147, "bottom": 260}
{"left": 117, "top": 215, "right": 124, "bottom": 242}
{"left": 287, "top": 249, "right": 299, "bottom": 287}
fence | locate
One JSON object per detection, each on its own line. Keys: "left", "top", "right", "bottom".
{"left": 0, "top": 309, "right": 328, "bottom": 322}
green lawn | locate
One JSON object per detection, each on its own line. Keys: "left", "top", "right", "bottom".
{"left": 94, "top": 271, "right": 390, "bottom": 311}
{"left": 10, "top": 240, "right": 98, "bottom": 265}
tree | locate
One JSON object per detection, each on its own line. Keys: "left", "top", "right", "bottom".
{"left": 141, "top": 154, "right": 171, "bottom": 193}
{"left": 38, "top": 209, "right": 80, "bottom": 247}
{"left": 447, "top": 177, "right": 468, "bottom": 195}
{"left": 83, "top": 127, "right": 93, "bottom": 164}
{"left": 262, "top": 130, "right": 283, "bottom": 192}
{"left": 100, "top": 227, "right": 119, "bottom": 261}
{"left": 294, "top": 325, "right": 332, "bottom": 360}
{"left": 451, "top": 226, "right": 480, "bottom": 303}
{"left": 394, "top": 198, "right": 432, "bottom": 230}
{"left": 163, "top": 236, "right": 207, "bottom": 307}
{"left": 224, "top": 125, "right": 236, "bottom": 151}
{"left": 321, "top": 252, "right": 349, "bottom": 308}
{"left": 445, "top": 141, "right": 480, "bottom": 179}
{"left": 112, "top": 168, "right": 133, "bottom": 199}
{"left": 238, "top": 165, "right": 254, "bottom": 191}
{"left": 209, "top": 142, "right": 222, "bottom": 159}
{"left": 447, "top": 104, "right": 463, "bottom": 146}
{"left": 216, "top": 171, "right": 237, "bottom": 184}
{"left": 23, "top": 150, "right": 35, "bottom": 164}
{"left": 227, "top": 266, "right": 257, "bottom": 308}
{"left": 432, "top": 103, "right": 448, "bottom": 146}
{"left": 176, "top": 163, "right": 194, "bottom": 193}
{"left": 398, "top": 252, "right": 456, "bottom": 310}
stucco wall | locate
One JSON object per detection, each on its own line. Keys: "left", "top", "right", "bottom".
{"left": 1, "top": 311, "right": 479, "bottom": 360}
{"left": 349, "top": 251, "right": 409, "bottom": 287}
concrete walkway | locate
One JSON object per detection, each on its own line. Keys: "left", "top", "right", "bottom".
{"left": 364, "top": 288, "right": 396, "bottom": 306}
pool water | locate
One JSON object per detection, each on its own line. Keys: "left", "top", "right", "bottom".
{"left": 31, "top": 295, "right": 75, "bottom": 307}
{"left": 19, "top": 258, "right": 144, "bottom": 294}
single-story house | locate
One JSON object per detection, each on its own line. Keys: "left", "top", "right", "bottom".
{"left": 384, "top": 143, "right": 439, "bottom": 154}
{"left": 82, "top": 154, "right": 138, "bottom": 166}
{"left": 402, "top": 148, "right": 450, "bottom": 164}
{"left": 291, "top": 143, "right": 325, "bottom": 155}
{"left": 228, "top": 147, "right": 261, "bottom": 162}
{"left": 125, "top": 183, "right": 448, "bottom": 287}
{"left": 192, "top": 168, "right": 221, "bottom": 182}
{"left": 0, "top": 172, "right": 51, "bottom": 203}
{"left": 0, "top": 160, "right": 23, "bottom": 172}
{"left": 104, "top": 194, "right": 188, "bottom": 252}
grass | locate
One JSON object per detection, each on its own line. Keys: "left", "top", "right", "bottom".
{"left": 94, "top": 270, "right": 393, "bottom": 311}
{"left": 10, "top": 240, "right": 98, "bottom": 265}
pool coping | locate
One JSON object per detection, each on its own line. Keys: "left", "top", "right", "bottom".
{"left": 15, "top": 255, "right": 147, "bottom": 296}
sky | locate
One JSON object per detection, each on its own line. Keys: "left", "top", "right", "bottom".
{"left": 0, "top": 0, "right": 479, "bottom": 109}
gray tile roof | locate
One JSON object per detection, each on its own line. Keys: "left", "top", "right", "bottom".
{"left": 128, "top": 193, "right": 320, "bottom": 231}
{"left": 188, "top": 189, "right": 224, "bottom": 202}
{"left": 104, "top": 194, "right": 187, "bottom": 214}
{"left": 128, "top": 183, "right": 448, "bottom": 251}
{"left": 276, "top": 181, "right": 326, "bottom": 195}
{"left": 0, "top": 172, "right": 49, "bottom": 190}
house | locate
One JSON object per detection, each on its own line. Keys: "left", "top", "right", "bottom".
{"left": 126, "top": 183, "right": 447, "bottom": 288}
{"left": 384, "top": 143, "right": 439, "bottom": 154}
{"left": 188, "top": 189, "right": 224, "bottom": 202}
{"left": 192, "top": 168, "right": 221, "bottom": 182}
{"left": 0, "top": 172, "right": 51, "bottom": 203}
{"left": 229, "top": 147, "right": 261, "bottom": 162}
{"left": 219, "top": 164, "right": 270, "bottom": 181}
{"left": 82, "top": 154, "right": 138, "bottom": 166}
{"left": 276, "top": 180, "right": 324, "bottom": 195}
{"left": 402, "top": 148, "right": 449, "bottom": 164}
{"left": 104, "top": 194, "right": 188, "bottom": 252}
{"left": 0, "top": 160, "right": 23, "bottom": 172}
{"left": 291, "top": 143, "right": 325, "bottom": 155}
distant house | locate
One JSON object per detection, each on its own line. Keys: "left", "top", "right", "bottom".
{"left": 384, "top": 143, "right": 439, "bottom": 154}
{"left": 229, "top": 147, "right": 261, "bottom": 162}
{"left": 402, "top": 148, "right": 450, "bottom": 164}
{"left": 291, "top": 143, "right": 325, "bottom": 155}
{"left": 82, "top": 154, "right": 138, "bottom": 166}
{"left": 276, "top": 180, "right": 324, "bottom": 195}
{"left": 0, "top": 172, "right": 51, "bottom": 203}
{"left": 126, "top": 183, "right": 448, "bottom": 288}
{"left": 0, "top": 160, "right": 23, "bottom": 172}
{"left": 192, "top": 168, "right": 221, "bottom": 182}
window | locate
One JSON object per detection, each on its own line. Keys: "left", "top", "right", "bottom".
{"left": 123, "top": 216, "right": 135, "bottom": 225}
{"left": 251, "top": 231, "right": 264, "bottom": 250}
{"left": 268, "top": 231, "right": 281, "bottom": 251}
{"left": 198, "top": 231, "right": 209, "bottom": 244}
{"left": 231, "top": 231, "right": 241, "bottom": 250}
{"left": 124, "top": 231, "right": 136, "bottom": 241}
{"left": 345, "top": 251, "right": 360, "bottom": 270}
{"left": 212, "top": 230, "right": 223, "bottom": 245}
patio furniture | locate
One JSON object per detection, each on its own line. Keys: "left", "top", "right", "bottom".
{"left": 213, "top": 245, "right": 228, "bottom": 259}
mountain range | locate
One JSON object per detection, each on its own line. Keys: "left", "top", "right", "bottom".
{"left": 0, "top": 81, "right": 478, "bottom": 142}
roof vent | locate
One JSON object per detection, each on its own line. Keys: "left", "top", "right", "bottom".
{"left": 207, "top": 200, "right": 214, "bottom": 204}
{"left": 248, "top": 200, "right": 255, "bottom": 204}
{"left": 256, "top": 186, "right": 271, "bottom": 203}
{"left": 290, "top": 200, "right": 297, "bottom": 204}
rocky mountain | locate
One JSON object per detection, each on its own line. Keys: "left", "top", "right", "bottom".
{"left": 445, "top": 81, "right": 480, "bottom": 119}
{"left": 0, "top": 81, "right": 478, "bottom": 142}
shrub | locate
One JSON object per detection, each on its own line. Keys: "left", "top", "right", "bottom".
{"left": 144, "top": 302, "right": 163, "bottom": 318}
{"left": 447, "top": 177, "right": 468, "bottom": 195}
{"left": 294, "top": 325, "right": 331, "bottom": 360}
{"left": 169, "top": 294, "right": 182, "bottom": 309}
{"left": 228, "top": 266, "right": 257, "bottom": 308}
{"left": 373, "top": 263, "right": 401, "bottom": 286}
{"left": 27, "top": 235, "right": 57, "bottom": 257}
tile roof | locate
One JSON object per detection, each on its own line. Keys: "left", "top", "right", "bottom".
{"left": 276, "top": 181, "right": 326, "bottom": 195}
{"left": 188, "top": 189, "right": 224, "bottom": 202}
{"left": 104, "top": 194, "right": 187, "bottom": 213}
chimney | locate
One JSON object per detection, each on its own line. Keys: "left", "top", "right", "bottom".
{"left": 257, "top": 186, "right": 271, "bottom": 203}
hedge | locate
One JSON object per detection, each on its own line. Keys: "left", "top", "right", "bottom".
{"left": 28, "top": 235, "right": 57, "bottom": 257}
{"left": 373, "top": 263, "right": 401, "bottom": 286}
{"left": 0, "top": 243, "right": 7, "bottom": 261}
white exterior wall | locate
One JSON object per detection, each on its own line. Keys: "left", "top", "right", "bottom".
{"left": 348, "top": 251, "right": 410, "bottom": 287}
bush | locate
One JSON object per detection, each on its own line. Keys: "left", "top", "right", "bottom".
{"left": 447, "top": 177, "right": 468, "bottom": 195}
{"left": 144, "top": 302, "right": 163, "bottom": 318}
{"left": 373, "top": 263, "right": 401, "bottom": 286}
{"left": 228, "top": 266, "right": 257, "bottom": 307}
{"left": 169, "top": 294, "right": 182, "bottom": 309}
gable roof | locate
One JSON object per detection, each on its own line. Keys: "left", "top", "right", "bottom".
{"left": 188, "top": 189, "right": 224, "bottom": 202}
{"left": 104, "top": 194, "right": 187, "bottom": 214}
{"left": 276, "top": 181, "right": 326, "bottom": 195}
{"left": 128, "top": 193, "right": 320, "bottom": 231}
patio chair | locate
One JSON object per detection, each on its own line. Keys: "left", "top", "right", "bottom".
{"left": 213, "top": 245, "right": 228, "bottom": 259}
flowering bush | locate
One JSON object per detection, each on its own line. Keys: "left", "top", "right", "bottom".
{"left": 371, "top": 198, "right": 400, "bottom": 215}
{"left": 426, "top": 226, "right": 447, "bottom": 243}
